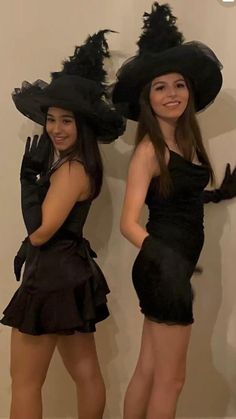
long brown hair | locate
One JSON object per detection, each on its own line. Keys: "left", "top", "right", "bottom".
{"left": 136, "top": 80, "right": 214, "bottom": 197}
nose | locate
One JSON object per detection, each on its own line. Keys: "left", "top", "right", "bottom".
{"left": 52, "top": 121, "right": 62, "bottom": 135}
{"left": 167, "top": 86, "right": 177, "bottom": 97}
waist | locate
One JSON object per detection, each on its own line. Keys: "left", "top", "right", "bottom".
{"left": 36, "top": 230, "right": 97, "bottom": 259}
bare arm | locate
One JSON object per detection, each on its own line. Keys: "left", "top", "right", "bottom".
{"left": 29, "top": 161, "right": 90, "bottom": 246}
{"left": 120, "top": 139, "right": 160, "bottom": 248}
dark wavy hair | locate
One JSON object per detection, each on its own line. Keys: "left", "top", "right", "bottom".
{"left": 136, "top": 79, "right": 215, "bottom": 197}
{"left": 45, "top": 113, "right": 103, "bottom": 200}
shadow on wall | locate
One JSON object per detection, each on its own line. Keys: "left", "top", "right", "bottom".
{"left": 177, "top": 204, "right": 231, "bottom": 417}
{"left": 198, "top": 89, "right": 236, "bottom": 141}
{"left": 177, "top": 91, "right": 236, "bottom": 417}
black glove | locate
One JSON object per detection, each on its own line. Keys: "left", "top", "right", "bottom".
{"left": 203, "top": 163, "right": 236, "bottom": 203}
{"left": 20, "top": 134, "right": 50, "bottom": 234}
{"left": 14, "top": 237, "right": 28, "bottom": 281}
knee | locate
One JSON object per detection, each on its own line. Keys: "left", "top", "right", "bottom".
{"left": 170, "top": 374, "right": 186, "bottom": 395}
{"left": 10, "top": 367, "right": 46, "bottom": 391}
{"left": 68, "top": 361, "right": 103, "bottom": 386}
{"left": 135, "top": 359, "right": 153, "bottom": 383}
{"left": 156, "top": 373, "right": 186, "bottom": 396}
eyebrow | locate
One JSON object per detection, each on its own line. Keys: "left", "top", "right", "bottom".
{"left": 152, "top": 78, "right": 185, "bottom": 87}
{"left": 47, "top": 113, "right": 74, "bottom": 118}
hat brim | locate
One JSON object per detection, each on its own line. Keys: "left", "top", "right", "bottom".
{"left": 12, "top": 78, "right": 125, "bottom": 143}
{"left": 112, "top": 42, "right": 223, "bottom": 121}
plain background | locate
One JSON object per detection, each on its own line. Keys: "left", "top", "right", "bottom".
{"left": 0, "top": 1, "right": 236, "bottom": 418}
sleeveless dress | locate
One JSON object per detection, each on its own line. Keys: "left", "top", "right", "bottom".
{"left": 1, "top": 160, "right": 110, "bottom": 335}
{"left": 132, "top": 150, "right": 210, "bottom": 325}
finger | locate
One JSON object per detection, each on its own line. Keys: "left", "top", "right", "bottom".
{"left": 30, "top": 135, "right": 39, "bottom": 154}
{"left": 224, "top": 163, "right": 231, "bottom": 179}
{"left": 25, "top": 137, "right": 31, "bottom": 154}
{"left": 221, "top": 163, "right": 231, "bottom": 187}
{"left": 37, "top": 134, "right": 51, "bottom": 156}
{"left": 231, "top": 166, "right": 236, "bottom": 178}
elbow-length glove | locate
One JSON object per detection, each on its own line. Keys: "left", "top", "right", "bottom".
{"left": 204, "top": 163, "right": 236, "bottom": 204}
{"left": 20, "top": 134, "right": 50, "bottom": 234}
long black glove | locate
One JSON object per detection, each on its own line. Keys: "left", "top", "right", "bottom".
{"left": 20, "top": 134, "right": 50, "bottom": 234}
{"left": 13, "top": 237, "right": 28, "bottom": 281}
{"left": 204, "top": 163, "right": 236, "bottom": 204}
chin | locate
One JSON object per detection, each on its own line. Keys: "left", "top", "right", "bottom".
{"left": 163, "top": 110, "right": 185, "bottom": 120}
{"left": 55, "top": 143, "right": 70, "bottom": 151}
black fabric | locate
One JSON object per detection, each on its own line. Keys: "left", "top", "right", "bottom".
{"left": 12, "top": 77, "right": 125, "bottom": 144}
{"left": 13, "top": 238, "right": 28, "bottom": 281}
{"left": 20, "top": 135, "right": 50, "bottom": 235}
{"left": 111, "top": 3, "right": 222, "bottom": 121}
{"left": 203, "top": 163, "right": 236, "bottom": 203}
{"left": 112, "top": 42, "right": 222, "bottom": 121}
{"left": 12, "top": 30, "right": 125, "bottom": 143}
{"left": 1, "top": 167, "right": 110, "bottom": 335}
{"left": 132, "top": 150, "right": 209, "bottom": 325}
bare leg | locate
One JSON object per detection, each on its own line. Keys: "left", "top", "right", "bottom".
{"left": 123, "top": 318, "right": 154, "bottom": 419}
{"left": 10, "top": 328, "right": 57, "bottom": 419}
{"left": 146, "top": 320, "right": 191, "bottom": 419}
{"left": 57, "top": 333, "right": 105, "bottom": 419}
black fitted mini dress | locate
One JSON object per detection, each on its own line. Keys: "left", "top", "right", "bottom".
{"left": 132, "top": 150, "right": 210, "bottom": 325}
{"left": 1, "top": 161, "right": 110, "bottom": 335}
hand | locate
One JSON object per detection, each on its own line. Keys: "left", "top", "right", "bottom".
{"left": 218, "top": 163, "right": 236, "bottom": 200}
{"left": 13, "top": 238, "right": 28, "bottom": 281}
{"left": 203, "top": 163, "right": 236, "bottom": 203}
{"left": 20, "top": 134, "right": 50, "bottom": 182}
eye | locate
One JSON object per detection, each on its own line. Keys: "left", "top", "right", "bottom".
{"left": 154, "top": 85, "right": 165, "bottom": 91}
{"left": 63, "top": 119, "right": 73, "bottom": 124}
{"left": 176, "top": 82, "right": 186, "bottom": 88}
{"left": 46, "top": 117, "right": 54, "bottom": 123}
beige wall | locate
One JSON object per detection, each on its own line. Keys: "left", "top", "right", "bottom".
{"left": 0, "top": 1, "right": 236, "bottom": 418}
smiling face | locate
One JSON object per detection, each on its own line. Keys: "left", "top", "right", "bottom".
{"left": 46, "top": 107, "right": 78, "bottom": 152}
{"left": 149, "top": 73, "right": 189, "bottom": 123}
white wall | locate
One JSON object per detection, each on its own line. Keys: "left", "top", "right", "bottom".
{"left": 0, "top": 1, "right": 235, "bottom": 418}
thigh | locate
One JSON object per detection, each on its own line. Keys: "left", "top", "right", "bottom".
{"left": 134, "top": 318, "right": 154, "bottom": 376}
{"left": 57, "top": 333, "right": 101, "bottom": 380}
{"left": 146, "top": 319, "right": 191, "bottom": 379}
{"left": 10, "top": 328, "right": 57, "bottom": 384}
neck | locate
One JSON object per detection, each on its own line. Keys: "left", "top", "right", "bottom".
{"left": 156, "top": 116, "right": 177, "bottom": 144}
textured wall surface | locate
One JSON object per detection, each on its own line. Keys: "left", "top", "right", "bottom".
{"left": 0, "top": 1, "right": 235, "bottom": 418}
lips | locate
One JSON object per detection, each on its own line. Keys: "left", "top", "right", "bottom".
{"left": 164, "top": 101, "right": 180, "bottom": 107}
{"left": 53, "top": 137, "right": 65, "bottom": 144}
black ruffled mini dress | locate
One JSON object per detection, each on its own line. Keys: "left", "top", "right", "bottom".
{"left": 1, "top": 162, "right": 110, "bottom": 335}
{"left": 132, "top": 150, "right": 210, "bottom": 325}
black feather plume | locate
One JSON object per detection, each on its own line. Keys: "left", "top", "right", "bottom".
{"left": 52, "top": 30, "right": 114, "bottom": 84}
{"left": 137, "top": 2, "right": 184, "bottom": 55}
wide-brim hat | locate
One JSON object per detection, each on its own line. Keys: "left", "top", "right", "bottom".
{"left": 112, "top": 41, "right": 222, "bottom": 121}
{"left": 12, "top": 30, "right": 125, "bottom": 143}
{"left": 112, "top": 2, "right": 223, "bottom": 121}
{"left": 13, "top": 74, "right": 125, "bottom": 143}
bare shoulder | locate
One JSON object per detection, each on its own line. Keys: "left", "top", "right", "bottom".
{"left": 134, "top": 135, "right": 156, "bottom": 159}
{"left": 131, "top": 135, "right": 159, "bottom": 176}
{"left": 50, "top": 160, "right": 90, "bottom": 190}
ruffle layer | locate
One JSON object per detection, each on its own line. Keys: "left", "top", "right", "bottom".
{"left": 1, "top": 276, "right": 109, "bottom": 335}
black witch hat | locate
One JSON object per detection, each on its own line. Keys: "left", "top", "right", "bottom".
{"left": 112, "top": 2, "right": 223, "bottom": 121}
{"left": 12, "top": 30, "right": 125, "bottom": 143}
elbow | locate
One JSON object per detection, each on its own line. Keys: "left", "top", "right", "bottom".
{"left": 29, "top": 235, "right": 47, "bottom": 247}
{"left": 29, "top": 228, "right": 52, "bottom": 247}
{"left": 120, "top": 219, "right": 131, "bottom": 239}
{"left": 120, "top": 224, "right": 126, "bottom": 238}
